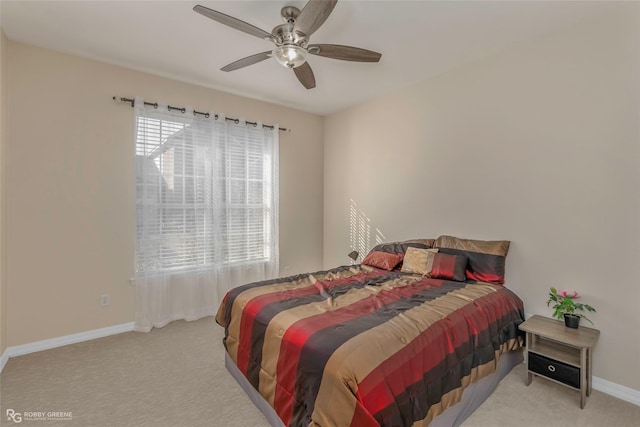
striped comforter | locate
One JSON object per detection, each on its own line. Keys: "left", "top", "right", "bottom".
{"left": 216, "top": 265, "right": 525, "bottom": 427}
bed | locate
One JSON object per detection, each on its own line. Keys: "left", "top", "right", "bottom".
{"left": 216, "top": 236, "right": 525, "bottom": 427}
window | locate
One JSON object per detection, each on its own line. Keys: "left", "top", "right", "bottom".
{"left": 135, "top": 108, "right": 278, "bottom": 274}
{"left": 215, "top": 125, "right": 276, "bottom": 264}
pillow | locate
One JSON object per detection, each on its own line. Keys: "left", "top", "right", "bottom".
{"left": 362, "top": 251, "right": 403, "bottom": 271}
{"left": 401, "top": 238, "right": 436, "bottom": 248}
{"left": 430, "top": 253, "right": 467, "bottom": 282}
{"left": 400, "top": 248, "right": 467, "bottom": 281}
{"left": 368, "top": 239, "right": 434, "bottom": 256}
{"left": 401, "top": 247, "right": 438, "bottom": 275}
{"left": 434, "top": 235, "right": 510, "bottom": 284}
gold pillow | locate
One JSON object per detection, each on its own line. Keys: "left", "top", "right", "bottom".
{"left": 401, "top": 247, "right": 439, "bottom": 275}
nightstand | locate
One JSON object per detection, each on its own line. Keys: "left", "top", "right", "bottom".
{"left": 519, "top": 315, "right": 600, "bottom": 409}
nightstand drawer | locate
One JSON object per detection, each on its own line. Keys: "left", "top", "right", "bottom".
{"left": 529, "top": 352, "right": 580, "bottom": 389}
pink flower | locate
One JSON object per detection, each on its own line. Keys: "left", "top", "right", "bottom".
{"left": 558, "top": 290, "right": 579, "bottom": 298}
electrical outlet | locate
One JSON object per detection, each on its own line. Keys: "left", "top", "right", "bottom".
{"left": 100, "top": 294, "right": 110, "bottom": 307}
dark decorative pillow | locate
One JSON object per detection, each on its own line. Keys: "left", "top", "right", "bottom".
{"left": 430, "top": 253, "right": 467, "bottom": 282}
{"left": 434, "top": 235, "right": 510, "bottom": 284}
{"left": 362, "top": 251, "right": 403, "bottom": 271}
{"left": 368, "top": 239, "right": 434, "bottom": 260}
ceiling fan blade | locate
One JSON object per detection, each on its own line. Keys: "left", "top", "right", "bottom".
{"left": 308, "top": 44, "right": 382, "bottom": 62}
{"left": 294, "top": 0, "right": 338, "bottom": 36}
{"left": 193, "top": 5, "right": 272, "bottom": 40}
{"left": 294, "top": 62, "right": 316, "bottom": 89}
{"left": 221, "top": 51, "right": 272, "bottom": 72}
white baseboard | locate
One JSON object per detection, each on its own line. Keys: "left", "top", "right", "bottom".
{"left": 593, "top": 375, "right": 640, "bottom": 407}
{"left": 0, "top": 347, "right": 9, "bottom": 372}
{"left": 0, "top": 322, "right": 134, "bottom": 373}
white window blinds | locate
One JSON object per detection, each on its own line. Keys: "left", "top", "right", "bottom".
{"left": 134, "top": 104, "right": 279, "bottom": 274}
{"left": 215, "top": 124, "right": 276, "bottom": 264}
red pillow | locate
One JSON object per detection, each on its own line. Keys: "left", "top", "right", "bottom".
{"left": 434, "top": 235, "right": 510, "bottom": 284}
{"left": 430, "top": 253, "right": 467, "bottom": 282}
{"left": 362, "top": 251, "right": 403, "bottom": 271}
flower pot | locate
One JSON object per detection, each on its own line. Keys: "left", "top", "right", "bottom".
{"left": 563, "top": 314, "right": 580, "bottom": 329}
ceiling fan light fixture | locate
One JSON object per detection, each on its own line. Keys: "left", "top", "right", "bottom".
{"left": 273, "top": 45, "right": 308, "bottom": 68}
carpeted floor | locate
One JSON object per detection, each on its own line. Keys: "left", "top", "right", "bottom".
{"left": 1, "top": 317, "right": 638, "bottom": 426}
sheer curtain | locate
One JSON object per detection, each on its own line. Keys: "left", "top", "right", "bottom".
{"left": 133, "top": 97, "right": 279, "bottom": 332}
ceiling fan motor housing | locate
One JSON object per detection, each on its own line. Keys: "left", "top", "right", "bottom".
{"left": 271, "top": 23, "right": 308, "bottom": 47}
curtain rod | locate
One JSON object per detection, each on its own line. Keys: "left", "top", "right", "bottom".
{"left": 112, "top": 96, "right": 289, "bottom": 132}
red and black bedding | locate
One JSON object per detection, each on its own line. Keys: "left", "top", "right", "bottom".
{"left": 216, "top": 236, "right": 525, "bottom": 427}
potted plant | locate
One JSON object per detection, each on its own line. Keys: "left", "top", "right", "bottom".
{"left": 547, "top": 287, "right": 596, "bottom": 328}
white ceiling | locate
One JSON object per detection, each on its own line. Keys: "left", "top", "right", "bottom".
{"left": 0, "top": 0, "right": 619, "bottom": 116}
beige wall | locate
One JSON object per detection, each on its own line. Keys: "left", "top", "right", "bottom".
{"left": 1, "top": 29, "right": 7, "bottom": 356}
{"left": 5, "top": 40, "right": 324, "bottom": 347}
{"left": 324, "top": 5, "right": 639, "bottom": 390}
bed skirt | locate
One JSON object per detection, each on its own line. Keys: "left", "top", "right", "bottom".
{"left": 224, "top": 349, "right": 523, "bottom": 427}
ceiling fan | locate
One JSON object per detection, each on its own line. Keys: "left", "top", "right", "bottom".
{"left": 193, "top": 0, "right": 382, "bottom": 89}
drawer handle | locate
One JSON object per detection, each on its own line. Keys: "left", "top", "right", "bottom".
{"left": 547, "top": 365, "right": 556, "bottom": 372}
